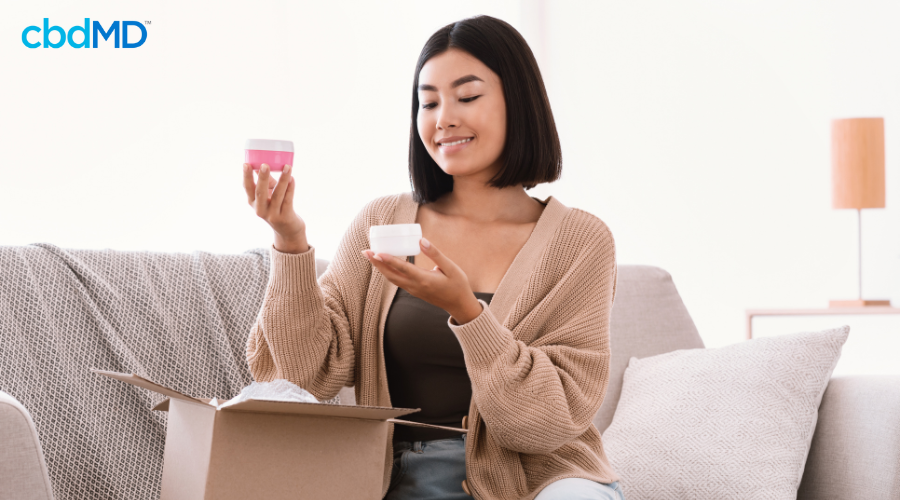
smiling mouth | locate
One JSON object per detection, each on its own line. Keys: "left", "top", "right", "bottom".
{"left": 438, "top": 137, "right": 474, "bottom": 147}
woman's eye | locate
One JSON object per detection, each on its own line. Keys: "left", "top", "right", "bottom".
{"left": 460, "top": 95, "right": 482, "bottom": 103}
{"left": 422, "top": 102, "right": 437, "bottom": 110}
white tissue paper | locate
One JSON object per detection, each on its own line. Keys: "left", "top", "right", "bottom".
{"left": 209, "top": 379, "right": 340, "bottom": 409}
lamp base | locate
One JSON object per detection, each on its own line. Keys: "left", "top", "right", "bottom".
{"left": 829, "top": 299, "right": 892, "bottom": 308}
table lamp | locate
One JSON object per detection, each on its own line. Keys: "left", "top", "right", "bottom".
{"left": 830, "top": 117, "right": 889, "bottom": 307}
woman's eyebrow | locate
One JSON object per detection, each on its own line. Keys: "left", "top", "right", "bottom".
{"left": 418, "top": 74, "right": 484, "bottom": 92}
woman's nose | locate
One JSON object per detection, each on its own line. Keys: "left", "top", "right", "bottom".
{"left": 436, "top": 106, "right": 459, "bottom": 130}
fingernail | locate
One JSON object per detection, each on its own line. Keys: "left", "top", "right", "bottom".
{"left": 285, "top": 165, "right": 292, "bottom": 173}
{"left": 373, "top": 254, "right": 383, "bottom": 262}
{"left": 262, "top": 164, "right": 269, "bottom": 173}
{"left": 421, "top": 237, "right": 431, "bottom": 249}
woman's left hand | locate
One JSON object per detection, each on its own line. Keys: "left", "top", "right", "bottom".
{"left": 361, "top": 238, "right": 485, "bottom": 324}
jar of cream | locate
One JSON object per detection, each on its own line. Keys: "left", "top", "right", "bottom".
{"left": 245, "top": 139, "right": 294, "bottom": 172}
{"left": 369, "top": 224, "right": 422, "bottom": 257}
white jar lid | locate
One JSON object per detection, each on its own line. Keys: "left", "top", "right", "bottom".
{"left": 370, "top": 223, "right": 422, "bottom": 238}
{"left": 245, "top": 139, "right": 294, "bottom": 152}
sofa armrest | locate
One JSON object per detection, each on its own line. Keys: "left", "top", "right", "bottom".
{"left": 0, "top": 391, "right": 55, "bottom": 500}
{"left": 798, "top": 375, "right": 900, "bottom": 500}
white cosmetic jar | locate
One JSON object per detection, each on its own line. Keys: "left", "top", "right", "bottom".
{"left": 369, "top": 224, "right": 422, "bottom": 257}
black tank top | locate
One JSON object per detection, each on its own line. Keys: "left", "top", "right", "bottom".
{"left": 384, "top": 263, "right": 494, "bottom": 442}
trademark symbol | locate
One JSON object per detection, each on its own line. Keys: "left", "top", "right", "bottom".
{"left": 144, "top": 20, "right": 151, "bottom": 25}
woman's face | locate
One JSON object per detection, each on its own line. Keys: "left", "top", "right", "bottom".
{"left": 416, "top": 48, "right": 507, "bottom": 180}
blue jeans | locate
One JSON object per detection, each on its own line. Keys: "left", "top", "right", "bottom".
{"left": 383, "top": 434, "right": 626, "bottom": 500}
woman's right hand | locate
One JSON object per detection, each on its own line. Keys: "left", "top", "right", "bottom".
{"left": 243, "top": 163, "right": 309, "bottom": 254}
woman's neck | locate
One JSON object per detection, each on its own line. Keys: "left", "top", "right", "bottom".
{"left": 431, "top": 178, "right": 544, "bottom": 224}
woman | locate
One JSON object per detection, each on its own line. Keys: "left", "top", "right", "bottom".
{"left": 243, "top": 15, "right": 623, "bottom": 500}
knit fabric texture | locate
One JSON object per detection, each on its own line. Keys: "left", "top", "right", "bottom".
{"left": 246, "top": 191, "right": 620, "bottom": 500}
{"left": 0, "top": 243, "right": 290, "bottom": 500}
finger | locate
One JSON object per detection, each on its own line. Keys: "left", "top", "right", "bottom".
{"left": 242, "top": 164, "right": 256, "bottom": 205}
{"left": 267, "top": 171, "right": 277, "bottom": 198}
{"left": 255, "top": 164, "right": 271, "bottom": 213}
{"left": 362, "top": 250, "right": 413, "bottom": 287}
{"left": 419, "top": 238, "right": 457, "bottom": 276}
{"left": 271, "top": 165, "right": 293, "bottom": 214}
{"left": 359, "top": 249, "right": 412, "bottom": 276}
{"left": 283, "top": 176, "right": 296, "bottom": 212}
{"left": 375, "top": 252, "right": 419, "bottom": 277}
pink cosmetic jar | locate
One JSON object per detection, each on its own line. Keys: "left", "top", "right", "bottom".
{"left": 245, "top": 139, "right": 294, "bottom": 172}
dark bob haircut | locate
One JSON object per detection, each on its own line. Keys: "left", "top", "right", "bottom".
{"left": 409, "top": 15, "right": 562, "bottom": 204}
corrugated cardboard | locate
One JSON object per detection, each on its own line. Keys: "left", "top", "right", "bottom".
{"left": 92, "top": 368, "right": 464, "bottom": 500}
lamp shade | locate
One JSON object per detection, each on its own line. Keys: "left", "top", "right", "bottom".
{"left": 832, "top": 117, "right": 886, "bottom": 209}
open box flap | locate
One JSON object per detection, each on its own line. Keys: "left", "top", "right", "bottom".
{"left": 151, "top": 398, "right": 215, "bottom": 412}
{"left": 388, "top": 418, "right": 467, "bottom": 434}
{"left": 219, "top": 399, "right": 420, "bottom": 420}
{"left": 94, "top": 368, "right": 451, "bottom": 425}
{"left": 151, "top": 394, "right": 422, "bottom": 421}
{"left": 155, "top": 399, "right": 464, "bottom": 432}
{"left": 91, "top": 368, "right": 208, "bottom": 407}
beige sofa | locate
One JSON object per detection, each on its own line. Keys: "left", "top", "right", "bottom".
{"left": 1, "top": 259, "right": 898, "bottom": 500}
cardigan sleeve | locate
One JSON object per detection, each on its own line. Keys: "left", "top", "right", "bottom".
{"left": 245, "top": 199, "right": 379, "bottom": 401}
{"left": 447, "top": 222, "right": 617, "bottom": 455}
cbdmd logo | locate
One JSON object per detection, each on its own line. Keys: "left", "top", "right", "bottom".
{"left": 22, "top": 19, "right": 149, "bottom": 48}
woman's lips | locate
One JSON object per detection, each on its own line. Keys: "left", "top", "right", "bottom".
{"left": 437, "top": 137, "right": 474, "bottom": 154}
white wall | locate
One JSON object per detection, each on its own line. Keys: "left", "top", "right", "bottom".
{"left": 539, "top": 0, "right": 900, "bottom": 354}
{"left": 1, "top": 1, "right": 897, "bottom": 359}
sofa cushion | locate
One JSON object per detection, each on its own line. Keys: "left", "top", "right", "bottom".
{"left": 602, "top": 325, "right": 849, "bottom": 499}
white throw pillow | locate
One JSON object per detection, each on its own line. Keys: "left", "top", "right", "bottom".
{"left": 602, "top": 325, "right": 849, "bottom": 500}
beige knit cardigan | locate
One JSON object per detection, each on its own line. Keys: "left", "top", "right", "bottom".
{"left": 246, "top": 191, "right": 620, "bottom": 500}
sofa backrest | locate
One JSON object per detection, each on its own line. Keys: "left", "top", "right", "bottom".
{"left": 597, "top": 265, "right": 705, "bottom": 431}
{"left": 315, "top": 260, "right": 705, "bottom": 431}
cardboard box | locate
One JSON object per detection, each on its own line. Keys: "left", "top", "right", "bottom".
{"left": 92, "top": 369, "right": 465, "bottom": 500}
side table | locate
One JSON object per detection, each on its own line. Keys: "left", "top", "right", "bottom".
{"left": 745, "top": 306, "right": 900, "bottom": 340}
